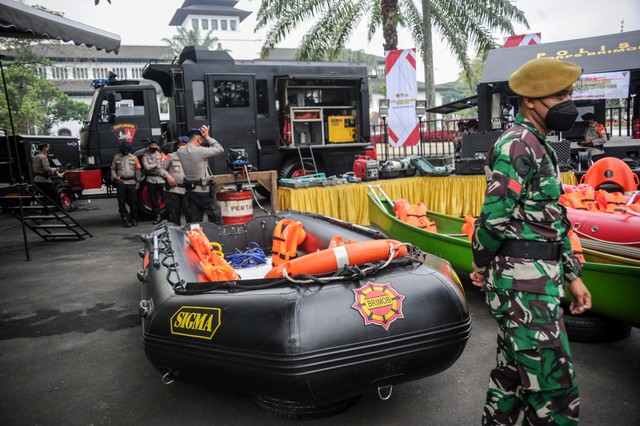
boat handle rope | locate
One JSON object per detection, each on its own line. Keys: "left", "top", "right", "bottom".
{"left": 162, "top": 372, "right": 175, "bottom": 385}
{"left": 377, "top": 385, "right": 393, "bottom": 401}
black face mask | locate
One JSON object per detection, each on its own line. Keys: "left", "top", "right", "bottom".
{"left": 121, "top": 149, "right": 130, "bottom": 155}
{"left": 539, "top": 99, "right": 578, "bottom": 132}
{"left": 149, "top": 147, "right": 158, "bottom": 153}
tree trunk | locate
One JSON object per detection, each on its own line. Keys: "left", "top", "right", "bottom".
{"left": 381, "top": 0, "right": 398, "bottom": 52}
{"left": 421, "top": 0, "right": 435, "bottom": 116}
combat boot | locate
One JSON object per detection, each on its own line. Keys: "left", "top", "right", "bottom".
{"left": 122, "top": 217, "right": 132, "bottom": 228}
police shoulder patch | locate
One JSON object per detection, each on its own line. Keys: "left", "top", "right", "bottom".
{"left": 514, "top": 155, "right": 532, "bottom": 178}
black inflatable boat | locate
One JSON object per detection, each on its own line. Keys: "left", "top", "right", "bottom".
{"left": 137, "top": 210, "right": 471, "bottom": 418}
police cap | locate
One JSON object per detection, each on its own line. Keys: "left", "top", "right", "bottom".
{"left": 187, "top": 128, "right": 202, "bottom": 138}
{"left": 147, "top": 139, "right": 159, "bottom": 146}
{"left": 122, "top": 141, "right": 133, "bottom": 151}
{"left": 581, "top": 112, "right": 595, "bottom": 121}
{"left": 178, "top": 136, "right": 189, "bottom": 144}
{"left": 508, "top": 58, "right": 582, "bottom": 98}
{"left": 37, "top": 142, "right": 49, "bottom": 151}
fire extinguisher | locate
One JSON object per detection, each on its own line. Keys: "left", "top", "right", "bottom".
{"left": 633, "top": 117, "right": 640, "bottom": 139}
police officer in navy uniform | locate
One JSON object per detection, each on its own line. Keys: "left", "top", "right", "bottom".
{"left": 177, "top": 125, "right": 224, "bottom": 225}
{"left": 110, "top": 141, "right": 142, "bottom": 227}
{"left": 141, "top": 139, "right": 167, "bottom": 224}
{"left": 32, "top": 142, "right": 61, "bottom": 207}
{"left": 159, "top": 136, "right": 192, "bottom": 225}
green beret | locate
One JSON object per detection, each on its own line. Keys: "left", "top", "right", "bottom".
{"left": 509, "top": 58, "right": 582, "bottom": 98}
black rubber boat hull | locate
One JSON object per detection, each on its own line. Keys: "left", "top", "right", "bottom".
{"left": 139, "top": 211, "right": 471, "bottom": 404}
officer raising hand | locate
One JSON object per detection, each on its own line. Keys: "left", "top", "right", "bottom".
{"left": 177, "top": 126, "right": 224, "bottom": 225}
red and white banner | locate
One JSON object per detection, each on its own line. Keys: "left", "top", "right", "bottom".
{"left": 503, "top": 33, "right": 541, "bottom": 48}
{"left": 385, "top": 48, "right": 419, "bottom": 147}
{"left": 573, "top": 71, "right": 630, "bottom": 100}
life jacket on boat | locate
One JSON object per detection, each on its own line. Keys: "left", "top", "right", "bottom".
{"left": 393, "top": 199, "right": 437, "bottom": 232}
{"left": 187, "top": 228, "right": 240, "bottom": 282}
{"left": 271, "top": 219, "right": 307, "bottom": 267}
{"left": 327, "top": 235, "right": 355, "bottom": 248}
{"left": 568, "top": 230, "right": 586, "bottom": 263}
{"left": 461, "top": 215, "right": 477, "bottom": 242}
{"left": 264, "top": 239, "right": 408, "bottom": 279}
{"left": 595, "top": 190, "right": 626, "bottom": 213}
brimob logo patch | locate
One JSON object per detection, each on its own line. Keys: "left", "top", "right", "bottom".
{"left": 352, "top": 282, "right": 405, "bottom": 330}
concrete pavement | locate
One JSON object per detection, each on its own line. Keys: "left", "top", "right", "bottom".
{"left": 0, "top": 194, "right": 638, "bottom": 425}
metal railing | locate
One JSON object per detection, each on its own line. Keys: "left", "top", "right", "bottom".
{"left": 371, "top": 118, "right": 458, "bottom": 161}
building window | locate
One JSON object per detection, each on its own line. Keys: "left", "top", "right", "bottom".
{"left": 211, "top": 19, "right": 218, "bottom": 30}
{"left": 192, "top": 80, "right": 207, "bottom": 118}
{"left": 201, "top": 19, "right": 208, "bottom": 30}
{"left": 192, "top": 18, "right": 198, "bottom": 30}
{"left": 221, "top": 20, "right": 227, "bottom": 31}
{"left": 230, "top": 20, "right": 237, "bottom": 31}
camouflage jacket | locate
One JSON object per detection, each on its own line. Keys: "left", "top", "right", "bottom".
{"left": 472, "top": 114, "right": 582, "bottom": 296}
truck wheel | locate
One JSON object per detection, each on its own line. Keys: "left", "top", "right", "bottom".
{"left": 137, "top": 183, "right": 166, "bottom": 218}
{"left": 253, "top": 395, "right": 361, "bottom": 420}
{"left": 562, "top": 306, "right": 632, "bottom": 343}
{"left": 59, "top": 187, "right": 74, "bottom": 211}
{"left": 279, "top": 159, "right": 318, "bottom": 179}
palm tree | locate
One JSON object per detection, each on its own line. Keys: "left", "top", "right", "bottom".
{"left": 162, "top": 27, "right": 219, "bottom": 58}
{"left": 255, "top": 0, "right": 528, "bottom": 110}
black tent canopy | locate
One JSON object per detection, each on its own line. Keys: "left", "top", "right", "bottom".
{"left": 427, "top": 95, "right": 478, "bottom": 114}
{"left": 0, "top": 0, "right": 121, "bottom": 53}
{"left": 480, "top": 30, "right": 640, "bottom": 84}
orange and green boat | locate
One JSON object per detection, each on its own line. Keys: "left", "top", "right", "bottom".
{"left": 368, "top": 186, "right": 640, "bottom": 327}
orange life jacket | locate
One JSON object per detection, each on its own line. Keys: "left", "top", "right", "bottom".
{"left": 271, "top": 219, "right": 307, "bottom": 267}
{"left": 595, "top": 190, "right": 626, "bottom": 213}
{"left": 461, "top": 215, "right": 477, "bottom": 242}
{"left": 187, "top": 228, "right": 240, "bottom": 281}
{"left": 393, "top": 199, "right": 438, "bottom": 232}
{"left": 568, "top": 230, "right": 586, "bottom": 263}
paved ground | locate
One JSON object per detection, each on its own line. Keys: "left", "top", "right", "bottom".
{"left": 0, "top": 194, "right": 638, "bottom": 425}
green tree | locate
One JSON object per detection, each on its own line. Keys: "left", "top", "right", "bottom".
{"left": 256, "top": 0, "right": 528, "bottom": 110}
{"left": 162, "top": 27, "right": 219, "bottom": 58}
{"left": 0, "top": 45, "right": 88, "bottom": 135}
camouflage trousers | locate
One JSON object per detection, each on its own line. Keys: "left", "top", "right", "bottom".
{"left": 482, "top": 290, "right": 579, "bottom": 425}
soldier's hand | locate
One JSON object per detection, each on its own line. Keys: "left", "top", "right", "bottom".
{"left": 200, "top": 125, "right": 210, "bottom": 136}
{"left": 567, "top": 277, "right": 591, "bottom": 315}
{"left": 166, "top": 175, "right": 177, "bottom": 188}
{"left": 469, "top": 262, "right": 485, "bottom": 288}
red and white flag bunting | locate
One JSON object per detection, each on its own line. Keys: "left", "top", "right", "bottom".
{"left": 385, "top": 48, "right": 419, "bottom": 147}
{"left": 503, "top": 33, "right": 541, "bottom": 48}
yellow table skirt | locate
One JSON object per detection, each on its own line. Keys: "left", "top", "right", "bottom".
{"left": 278, "top": 172, "right": 578, "bottom": 226}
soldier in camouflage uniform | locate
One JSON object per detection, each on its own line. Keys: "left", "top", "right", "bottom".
{"left": 470, "top": 58, "right": 592, "bottom": 425}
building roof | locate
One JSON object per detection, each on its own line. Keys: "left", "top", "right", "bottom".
{"left": 3, "top": 44, "right": 172, "bottom": 61}
{"left": 169, "top": 0, "right": 250, "bottom": 26}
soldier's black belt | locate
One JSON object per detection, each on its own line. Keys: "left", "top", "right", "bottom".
{"left": 498, "top": 240, "right": 563, "bottom": 260}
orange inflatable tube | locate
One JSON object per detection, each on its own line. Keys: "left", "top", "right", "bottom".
{"left": 264, "top": 239, "right": 408, "bottom": 279}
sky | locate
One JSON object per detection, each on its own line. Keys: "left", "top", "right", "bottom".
{"left": 25, "top": 0, "right": 640, "bottom": 84}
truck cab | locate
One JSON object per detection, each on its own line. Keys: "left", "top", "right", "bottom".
{"left": 79, "top": 80, "right": 162, "bottom": 182}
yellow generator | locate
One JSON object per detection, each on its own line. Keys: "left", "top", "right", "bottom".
{"left": 328, "top": 116, "right": 357, "bottom": 143}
